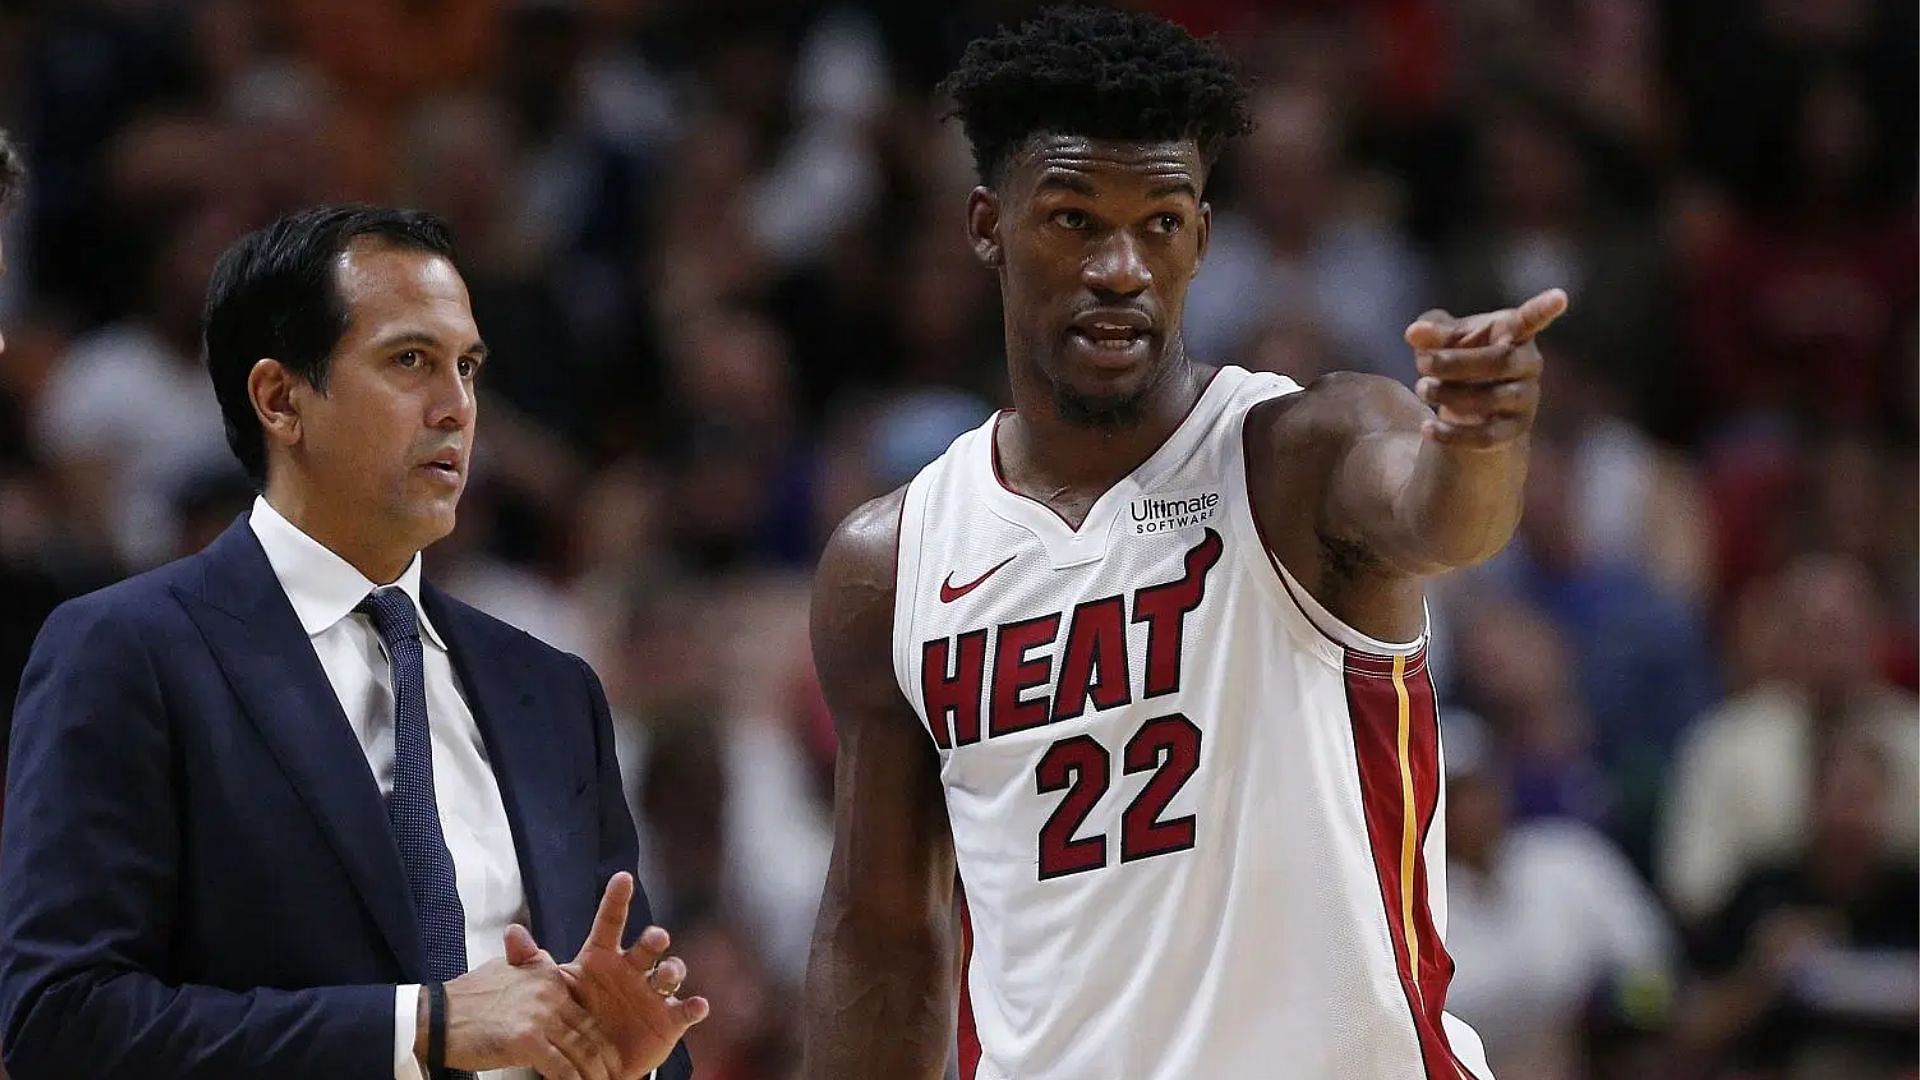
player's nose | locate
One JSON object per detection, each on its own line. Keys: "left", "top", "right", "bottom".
{"left": 1082, "top": 230, "right": 1151, "bottom": 298}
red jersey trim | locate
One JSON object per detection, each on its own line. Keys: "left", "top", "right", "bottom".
{"left": 1343, "top": 649, "right": 1471, "bottom": 1080}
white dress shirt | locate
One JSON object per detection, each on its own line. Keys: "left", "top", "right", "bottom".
{"left": 249, "top": 497, "right": 535, "bottom": 1080}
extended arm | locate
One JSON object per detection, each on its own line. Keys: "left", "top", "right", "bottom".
{"left": 1327, "top": 290, "right": 1567, "bottom": 576}
{"left": 1319, "top": 375, "right": 1527, "bottom": 579}
{"left": 1247, "top": 290, "right": 1566, "bottom": 638}
{"left": 802, "top": 489, "right": 959, "bottom": 1080}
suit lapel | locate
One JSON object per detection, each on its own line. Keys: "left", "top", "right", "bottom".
{"left": 177, "top": 518, "right": 423, "bottom": 976}
{"left": 425, "top": 584, "right": 588, "bottom": 948}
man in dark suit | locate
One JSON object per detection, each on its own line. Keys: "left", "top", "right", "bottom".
{"left": 0, "top": 205, "right": 704, "bottom": 1079}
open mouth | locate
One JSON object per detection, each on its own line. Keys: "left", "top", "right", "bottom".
{"left": 1071, "top": 323, "right": 1149, "bottom": 350}
{"left": 1068, "top": 309, "right": 1154, "bottom": 358}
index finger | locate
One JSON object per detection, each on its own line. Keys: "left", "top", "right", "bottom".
{"left": 1507, "top": 288, "right": 1568, "bottom": 343}
{"left": 583, "top": 871, "right": 635, "bottom": 952}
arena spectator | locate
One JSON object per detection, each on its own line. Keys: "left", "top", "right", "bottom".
{"left": 1444, "top": 713, "right": 1678, "bottom": 1080}
{"left": 1660, "top": 555, "right": 1920, "bottom": 926}
{"left": 1673, "top": 729, "right": 1919, "bottom": 1079}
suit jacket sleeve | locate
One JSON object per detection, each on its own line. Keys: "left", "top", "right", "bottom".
{"left": 0, "top": 598, "right": 394, "bottom": 1079}
{"left": 574, "top": 655, "right": 693, "bottom": 1080}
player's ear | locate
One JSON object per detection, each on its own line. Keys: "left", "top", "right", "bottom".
{"left": 967, "top": 186, "right": 1003, "bottom": 269}
{"left": 1194, "top": 201, "right": 1213, "bottom": 270}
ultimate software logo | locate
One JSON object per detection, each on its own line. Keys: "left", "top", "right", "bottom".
{"left": 1128, "top": 489, "right": 1221, "bottom": 535}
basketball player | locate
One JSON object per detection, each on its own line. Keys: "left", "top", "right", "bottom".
{"left": 803, "top": 9, "right": 1567, "bottom": 1080}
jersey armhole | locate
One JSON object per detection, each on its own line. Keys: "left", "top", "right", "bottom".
{"left": 1272, "top": 552, "right": 1430, "bottom": 658}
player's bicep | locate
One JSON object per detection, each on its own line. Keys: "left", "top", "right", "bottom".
{"left": 809, "top": 490, "right": 957, "bottom": 929}
{"left": 1268, "top": 372, "right": 1436, "bottom": 576}
{"left": 804, "top": 495, "right": 958, "bottom": 1079}
{"left": 1325, "top": 409, "right": 1429, "bottom": 571}
{"left": 821, "top": 696, "right": 955, "bottom": 922}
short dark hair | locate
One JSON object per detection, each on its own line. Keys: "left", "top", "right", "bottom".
{"left": 202, "top": 204, "right": 457, "bottom": 486}
{"left": 939, "top": 6, "right": 1253, "bottom": 187}
{"left": 0, "top": 129, "right": 24, "bottom": 210}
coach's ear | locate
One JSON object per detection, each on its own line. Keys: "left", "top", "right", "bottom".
{"left": 249, "top": 356, "right": 305, "bottom": 453}
{"left": 967, "top": 186, "right": 1003, "bottom": 269}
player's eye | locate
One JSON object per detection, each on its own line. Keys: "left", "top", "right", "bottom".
{"left": 1052, "top": 208, "right": 1091, "bottom": 231}
{"left": 457, "top": 356, "right": 478, "bottom": 379}
{"left": 1151, "top": 213, "right": 1184, "bottom": 234}
{"left": 394, "top": 349, "right": 422, "bottom": 368}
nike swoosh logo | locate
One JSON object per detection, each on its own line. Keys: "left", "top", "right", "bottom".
{"left": 940, "top": 555, "right": 1017, "bottom": 603}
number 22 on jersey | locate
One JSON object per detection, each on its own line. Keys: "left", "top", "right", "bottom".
{"left": 921, "top": 530, "right": 1222, "bottom": 882}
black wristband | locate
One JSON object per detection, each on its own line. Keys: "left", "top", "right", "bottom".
{"left": 427, "top": 981, "right": 448, "bottom": 1077}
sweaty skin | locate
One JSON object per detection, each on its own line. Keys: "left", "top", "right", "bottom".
{"left": 802, "top": 132, "right": 1564, "bottom": 1077}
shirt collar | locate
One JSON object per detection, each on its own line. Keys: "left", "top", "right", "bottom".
{"left": 247, "top": 495, "right": 448, "bottom": 651}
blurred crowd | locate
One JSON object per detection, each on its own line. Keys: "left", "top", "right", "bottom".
{"left": 0, "top": 1, "right": 1913, "bottom": 1078}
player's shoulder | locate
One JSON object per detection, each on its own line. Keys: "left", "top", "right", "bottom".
{"left": 812, "top": 484, "right": 910, "bottom": 699}
{"left": 1248, "top": 370, "right": 1421, "bottom": 436}
{"left": 818, "top": 485, "right": 908, "bottom": 590}
{"left": 813, "top": 486, "right": 907, "bottom": 629}
{"left": 1245, "top": 370, "right": 1424, "bottom": 458}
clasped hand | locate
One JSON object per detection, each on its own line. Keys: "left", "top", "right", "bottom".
{"left": 427, "top": 871, "right": 709, "bottom": 1079}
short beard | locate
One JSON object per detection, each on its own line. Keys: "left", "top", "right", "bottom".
{"left": 1054, "top": 383, "right": 1148, "bottom": 428}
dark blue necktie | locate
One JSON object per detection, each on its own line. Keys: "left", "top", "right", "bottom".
{"left": 358, "top": 590, "right": 474, "bottom": 1078}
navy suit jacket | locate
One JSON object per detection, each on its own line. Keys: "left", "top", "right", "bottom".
{"left": 0, "top": 517, "right": 691, "bottom": 1080}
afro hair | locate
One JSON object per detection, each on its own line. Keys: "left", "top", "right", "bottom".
{"left": 939, "top": 5, "right": 1252, "bottom": 187}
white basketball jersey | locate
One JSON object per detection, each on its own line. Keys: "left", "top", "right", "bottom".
{"left": 889, "top": 366, "right": 1494, "bottom": 1080}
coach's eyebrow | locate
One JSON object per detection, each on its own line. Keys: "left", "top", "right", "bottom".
{"left": 370, "top": 330, "right": 445, "bottom": 354}
{"left": 367, "top": 331, "right": 490, "bottom": 360}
